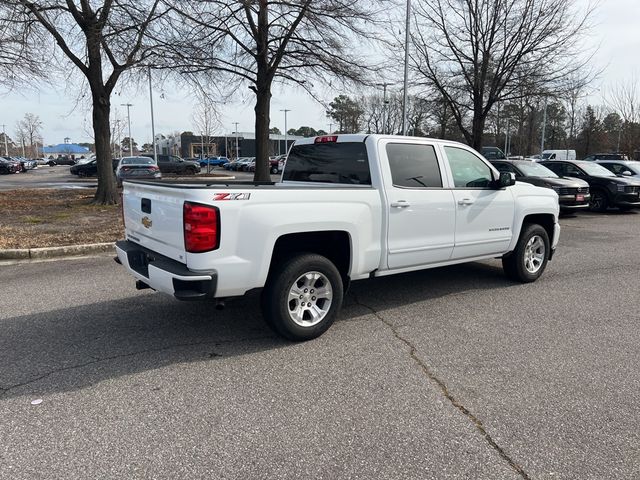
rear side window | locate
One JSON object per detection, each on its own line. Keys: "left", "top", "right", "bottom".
{"left": 387, "top": 143, "right": 442, "bottom": 188}
{"left": 283, "top": 142, "right": 371, "bottom": 185}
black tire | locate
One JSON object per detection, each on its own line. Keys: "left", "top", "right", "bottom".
{"left": 262, "top": 253, "right": 343, "bottom": 341}
{"left": 47, "top": 161, "right": 56, "bottom": 167}
{"left": 589, "top": 189, "right": 608, "bottom": 212}
{"left": 502, "top": 223, "right": 550, "bottom": 283}
{"left": 270, "top": 166, "right": 278, "bottom": 174}
{"left": 618, "top": 205, "right": 633, "bottom": 212}
{"left": 186, "top": 167, "right": 197, "bottom": 175}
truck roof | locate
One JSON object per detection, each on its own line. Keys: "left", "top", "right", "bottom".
{"left": 292, "top": 134, "right": 466, "bottom": 146}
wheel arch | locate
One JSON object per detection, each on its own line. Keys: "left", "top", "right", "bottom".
{"left": 268, "top": 231, "right": 352, "bottom": 291}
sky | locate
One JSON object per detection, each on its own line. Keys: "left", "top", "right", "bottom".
{"left": 1, "top": 0, "right": 638, "bottom": 147}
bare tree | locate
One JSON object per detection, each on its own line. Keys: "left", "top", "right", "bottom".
{"left": 605, "top": 76, "right": 640, "bottom": 155}
{"left": 168, "top": 0, "right": 385, "bottom": 181}
{"left": 9, "top": 0, "right": 168, "bottom": 204}
{"left": 0, "top": 4, "right": 44, "bottom": 90}
{"left": 15, "top": 112, "right": 43, "bottom": 157}
{"left": 191, "top": 92, "right": 220, "bottom": 164}
{"left": 411, "top": 0, "right": 595, "bottom": 149}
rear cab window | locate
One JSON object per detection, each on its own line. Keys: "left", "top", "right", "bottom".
{"left": 283, "top": 141, "right": 371, "bottom": 185}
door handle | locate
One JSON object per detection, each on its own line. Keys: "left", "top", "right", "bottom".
{"left": 457, "top": 198, "right": 475, "bottom": 206}
{"left": 390, "top": 200, "right": 410, "bottom": 208}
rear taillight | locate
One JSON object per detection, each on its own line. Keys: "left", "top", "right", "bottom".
{"left": 183, "top": 202, "right": 219, "bottom": 253}
{"left": 314, "top": 135, "right": 338, "bottom": 143}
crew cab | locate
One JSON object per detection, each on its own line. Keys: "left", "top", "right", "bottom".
{"left": 116, "top": 135, "right": 560, "bottom": 341}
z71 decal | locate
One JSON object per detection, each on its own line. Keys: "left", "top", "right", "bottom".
{"left": 213, "top": 193, "right": 251, "bottom": 201}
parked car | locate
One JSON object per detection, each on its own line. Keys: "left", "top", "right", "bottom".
{"left": 540, "top": 150, "right": 576, "bottom": 161}
{"left": 541, "top": 160, "right": 640, "bottom": 212}
{"left": 222, "top": 159, "right": 241, "bottom": 170}
{"left": 140, "top": 154, "right": 200, "bottom": 175}
{"left": 241, "top": 157, "right": 256, "bottom": 172}
{"left": 595, "top": 160, "right": 640, "bottom": 178}
{"left": 47, "top": 156, "right": 77, "bottom": 166}
{"left": 70, "top": 158, "right": 98, "bottom": 177}
{"left": 583, "top": 153, "right": 628, "bottom": 162}
{"left": 490, "top": 159, "right": 590, "bottom": 211}
{"left": 116, "top": 156, "right": 162, "bottom": 186}
{"left": 12, "top": 157, "right": 37, "bottom": 172}
{"left": 481, "top": 146, "right": 507, "bottom": 160}
{"left": 199, "top": 156, "right": 230, "bottom": 167}
{"left": 0, "top": 157, "right": 21, "bottom": 174}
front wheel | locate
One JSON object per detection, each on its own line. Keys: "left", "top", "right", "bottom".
{"left": 262, "top": 253, "right": 344, "bottom": 341}
{"left": 590, "top": 190, "right": 608, "bottom": 212}
{"left": 502, "top": 224, "right": 550, "bottom": 283}
{"left": 270, "top": 166, "right": 278, "bottom": 174}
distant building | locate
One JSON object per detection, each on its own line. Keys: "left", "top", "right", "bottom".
{"left": 156, "top": 131, "right": 304, "bottom": 159}
{"left": 42, "top": 138, "right": 91, "bottom": 159}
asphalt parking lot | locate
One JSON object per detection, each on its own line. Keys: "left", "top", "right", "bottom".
{"left": 1, "top": 210, "right": 639, "bottom": 479}
{"left": 0, "top": 165, "right": 270, "bottom": 191}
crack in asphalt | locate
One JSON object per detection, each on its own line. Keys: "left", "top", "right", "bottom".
{"left": 351, "top": 292, "right": 531, "bottom": 480}
{"left": 0, "top": 335, "right": 274, "bottom": 398}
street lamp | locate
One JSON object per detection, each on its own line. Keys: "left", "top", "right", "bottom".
{"left": 540, "top": 97, "right": 548, "bottom": 156}
{"left": 376, "top": 82, "right": 392, "bottom": 134}
{"left": 148, "top": 67, "right": 158, "bottom": 164}
{"left": 121, "top": 103, "right": 133, "bottom": 156}
{"left": 1, "top": 124, "right": 8, "bottom": 156}
{"left": 233, "top": 122, "right": 240, "bottom": 159}
{"left": 280, "top": 109, "right": 291, "bottom": 154}
{"left": 402, "top": 0, "right": 411, "bottom": 135}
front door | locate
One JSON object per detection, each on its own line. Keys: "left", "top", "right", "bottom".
{"left": 442, "top": 146, "right": 515, "bottom": 259}
{"left": 383, "top": 141, "right": 456, "bottom": 269}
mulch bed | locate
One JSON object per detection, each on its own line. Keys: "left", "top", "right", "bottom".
{"left": 0, "top": 189, "right": 123, "bottom": 249}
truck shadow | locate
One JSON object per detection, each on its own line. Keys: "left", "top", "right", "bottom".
{"left": 0, "top": 260, "right": 513, "bottom": 400}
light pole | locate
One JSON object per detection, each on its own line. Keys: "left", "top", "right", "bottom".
{"left": 402, "top": 0, "right": 411, "bottom": 135}
{"left": 121, "top": 103, "right": 133, "bottom": 156}
{"left": 504, "top": 117, "right": 510, "bottom": 156}
{"left": 233, "top": 122, "right": 240, "bottom": 159}
{"left": 280, "top": 109, "right": 291, "bottom": 154}
{"left": 540, "top": 97, "right": 548, "bottom": 156}
{"left": 148, "top": 67, "right": 158, "bottom": 164}
{"left": 376, "top": 82, "right": 392, "bottom": 134}
{"left": 328, "top": 122, "right": 333, "bottom": 134}
{"left": 1, "top": 124, "right": 7, "bottom": 156}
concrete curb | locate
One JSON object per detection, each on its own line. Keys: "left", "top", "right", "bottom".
{"left": 0, "top": 242, "right": 114, "bottom": 261}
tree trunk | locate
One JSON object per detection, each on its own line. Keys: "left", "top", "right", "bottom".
{"left": 91, "top": 87, "right": 118, "bottom": 205}
{"left": 253, "top": 83, "right": 272, "bottom": 182}
{"left": 471, "top": 111, "right": 485, "bottom": 150}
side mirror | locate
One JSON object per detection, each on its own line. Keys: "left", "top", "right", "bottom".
{"left": 498, "top": 172, "right": 516, "bottom": 188}
{"left": 622, "top": 170, "right": 632, "bottom": 176}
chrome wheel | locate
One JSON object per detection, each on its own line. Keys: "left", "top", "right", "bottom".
{"left": 524, "top": 235, "right": 545, "bottom": 274}
{"left": 287, "top": 271, "right": 333, "bottom": 327}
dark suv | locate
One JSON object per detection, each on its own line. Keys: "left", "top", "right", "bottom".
{"left": 583, "top": 153, "right": 628, "bottom": 162}
{"left": 140, "top": 154, "right": 200, "bottom": 175}
{"left": 542, "top": 160, "right": 640, "bottom": 212}
{"left": 491, "top": 159, "right": 590, "bottom": 211}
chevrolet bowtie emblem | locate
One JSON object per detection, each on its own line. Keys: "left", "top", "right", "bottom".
{"left": 141, "top": 216, "right": 152, "bottom": 229}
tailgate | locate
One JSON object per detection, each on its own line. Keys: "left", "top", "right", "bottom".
{"left": 122, "top": 182, "right": 187, "bottom": 262}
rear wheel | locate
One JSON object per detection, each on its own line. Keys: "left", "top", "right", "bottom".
{"left": 589, "top": 190, "right": 608, "bottom": 212}
{"left": 502, "top": 224, "right": 550, "bottom": 283}
{"left": 262, "top": 253, "right": 343, "bottom": 341}
{"left": 270, "top": 165, "right": 278, "bottom": 174}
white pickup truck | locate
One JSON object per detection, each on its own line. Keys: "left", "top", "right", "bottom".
{"left": 115, "top": 134, "right": 560, "bottom": 340}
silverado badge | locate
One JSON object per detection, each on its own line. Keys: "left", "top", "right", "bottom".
{"left": 141, "top": 216, "right": 152, "bottom": 229}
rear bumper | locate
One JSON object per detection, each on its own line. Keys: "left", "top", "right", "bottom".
{"left": 115, "top": 240, "right": 217, "bottom": 300}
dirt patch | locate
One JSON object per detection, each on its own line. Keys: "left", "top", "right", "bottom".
{"left": 0, "top": 189, "right": 123, "bottom": 249}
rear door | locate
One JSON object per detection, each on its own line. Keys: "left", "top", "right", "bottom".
{"left": 381, "top": 139, "right": 456, "bottom": 269}
{"left": 441, "top": 145, "right": 515, "bottom": 259}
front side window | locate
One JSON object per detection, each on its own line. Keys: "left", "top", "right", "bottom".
{"left": 445, "top": 147, "right": 493, "bottom": 188}
{"left": 387, "top": 143, "right": 442, "bottom": 188}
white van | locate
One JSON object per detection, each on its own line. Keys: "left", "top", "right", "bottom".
{"left": 540, "top": 150, "right": 576, "bottom": 161}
